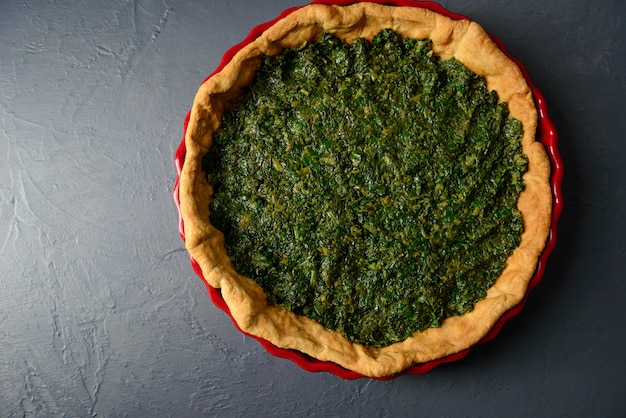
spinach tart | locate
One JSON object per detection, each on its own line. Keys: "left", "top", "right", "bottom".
{"left": 178, "top": 2, "right": 552, "bottom": 377}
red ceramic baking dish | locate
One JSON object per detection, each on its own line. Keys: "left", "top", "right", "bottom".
{"left": 173, "top": 0, "right": 563, "bottom": 379}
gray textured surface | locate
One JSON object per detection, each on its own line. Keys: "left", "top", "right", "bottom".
{"left": 1, "top": 0, "right": 624, "bottom": 416}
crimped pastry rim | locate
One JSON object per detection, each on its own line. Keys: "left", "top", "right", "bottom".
{"left": 178, "top": 2, "right": 552, "bottom": 377}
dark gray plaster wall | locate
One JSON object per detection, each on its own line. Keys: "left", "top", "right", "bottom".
{"left": 1, "top": 0, "right": 624, "bottom": 416}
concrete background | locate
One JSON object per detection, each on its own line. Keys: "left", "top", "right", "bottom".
{"left": 1, "top": 0, "right": 624, "bottom": 416}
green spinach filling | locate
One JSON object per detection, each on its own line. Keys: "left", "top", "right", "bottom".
{"left": 204, "top": 29, "right": 527, "bottom": 347}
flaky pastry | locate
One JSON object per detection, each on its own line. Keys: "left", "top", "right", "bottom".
{"left": 179, "top": 3, "right": 552, "bottom": 377}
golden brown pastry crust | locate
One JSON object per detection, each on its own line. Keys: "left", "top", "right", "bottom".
{"left": 179, "top": 3, "right": 552, "bottom": 377}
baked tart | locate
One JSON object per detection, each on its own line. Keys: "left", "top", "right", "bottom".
{"left": 177, "top": 2, "right": 554, "bottom": 377}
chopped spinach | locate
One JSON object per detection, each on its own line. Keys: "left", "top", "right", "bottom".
{"left": 204, "top": 29, "right": 527, "bottom": 347}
